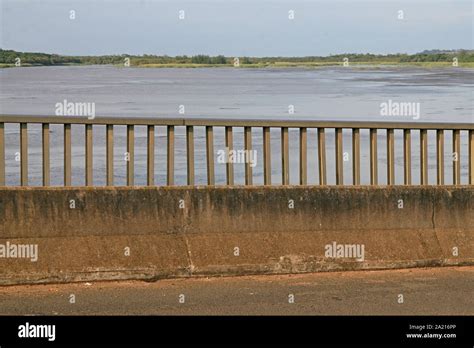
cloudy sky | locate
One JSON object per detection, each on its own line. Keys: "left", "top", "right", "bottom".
{"left": 1, "top": 0, "right": 472, "bottom": 56}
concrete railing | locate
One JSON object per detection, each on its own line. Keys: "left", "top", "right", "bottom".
{"left": 0, "top": 115, "right": 473, "bottom": 187}
{"left": 0, "top": 186, "right": 473, "bottom": 285}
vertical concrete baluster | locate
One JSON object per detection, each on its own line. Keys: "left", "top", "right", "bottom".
{"left": 167, "top": 125, "right": 174, "bottom": 186}
{"left": 453, "top": 129, "right": 460, "bottom": 185}
{"left": 335, "top": 128, "right": 343, "bottom": 185}
{"left": 147, "top": 125, "right": 155, "bottom": 186}
{"left": 206, "top": 126, "right": 215, "bottom": 185}
{"left": 469, "top": 130, "right": 474, "bottom": 185}
{"left": 436, "top": 129, "right": 444, "bottom": 185}
{"left": 244, "top": 126, "right": 253, "bottom": 185}
{"left": 387, "top": 128, "right": 395, "bottom": 185}
{"left": 420, "top": 129, "right": 428, "bottom": 185}
{"left": 299, "top": 127, "right": 307, "bottom": 185}
{"left": 106, "top": 124, "right": 114, "bottom": 186}
{"left": 186, "top": 125, "right": 194, "bottom": 185}
{"left": 42, "top": 123, "right": 50, "bottom": 186}
{"left": 0, "top": 123, "right": 4, "bottom": 186}
{"left": 64, "top": 124, "right": 71, "bottom": 186}
{"left": 85, "top": 124, "right": 93, "bottom": 186}
{"left": 352, "top": 128, "right": 360, "bottom": 185}
{"left": 20, "top": 123, "right": 28, "bottom": 186}
{"left": 403, "top": 129, "right": 411, "bottom": 185}
{"left": 225, "top": 126, "right": 234, "bottom": 185}
{"left": 126, "top": 125, "right": 134, "bottom": 186}
{"left": 370, "top": 128, "right": 378, "bottom": 185}
{"left": 318, "top": 128, "right": 326, "bottom": 185}
{"left": 281, "top": 127, "right": 289, "bottom": 185}
{"left": 263, "top": 127, "right": 271, "bottom": 185}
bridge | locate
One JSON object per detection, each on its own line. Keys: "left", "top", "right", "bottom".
{"left": 0, "top": 115, "right": 473, "bottom": 285}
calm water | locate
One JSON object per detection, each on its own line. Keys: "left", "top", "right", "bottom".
{"left": 1, "top": 66, "right": 473, "bottom": 186}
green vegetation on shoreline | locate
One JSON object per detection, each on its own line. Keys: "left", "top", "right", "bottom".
{"left": 134, "top": 61, "right": 474, "bottom": 69}
{"left": 1, "top": 49, "right": 473, "bottom": 69}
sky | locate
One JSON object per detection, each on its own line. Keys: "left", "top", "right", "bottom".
{"left": 0, "top": 0, "right": 472, "bottom": 57}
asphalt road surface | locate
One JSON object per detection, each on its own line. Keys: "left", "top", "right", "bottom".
{"left": 0, "top": 266, "right": 472, "bottom": 315}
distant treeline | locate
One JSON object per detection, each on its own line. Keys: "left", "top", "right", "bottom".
{"left": 1, "top": 49, "right": 473, "bottom": 66}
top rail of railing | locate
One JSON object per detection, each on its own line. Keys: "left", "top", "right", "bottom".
{"left": 0, "top": 115, "right": 473, "bottom": 130}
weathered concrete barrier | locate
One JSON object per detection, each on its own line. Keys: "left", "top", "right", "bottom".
{"left": 0, "top": 186, "right": 472, "bottom": 285}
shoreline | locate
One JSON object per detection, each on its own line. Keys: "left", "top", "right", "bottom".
{"left": 2, "top": 62, "right": 474, "bottom": 69}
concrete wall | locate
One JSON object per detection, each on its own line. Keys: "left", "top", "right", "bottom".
{"left": 0, "top": 186, "right": 472, "bottom": 285}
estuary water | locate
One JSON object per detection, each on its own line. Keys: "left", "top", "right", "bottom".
{"left": 0, "top": 65, "right": 473, "bottom": 186}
